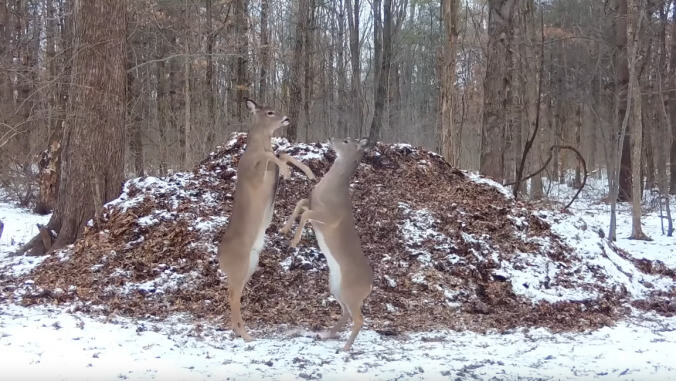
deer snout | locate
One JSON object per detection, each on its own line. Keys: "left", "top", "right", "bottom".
{"left": 282, "top": 116, "right": 290, "bottom": 126}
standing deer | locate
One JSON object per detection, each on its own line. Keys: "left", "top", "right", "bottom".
{"left": 219, "top": 99, "right": 315, "bottom": 342}
{"left": 280, "top": 137, "right": 374, "bottom": 352}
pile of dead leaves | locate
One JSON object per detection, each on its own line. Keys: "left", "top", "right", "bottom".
{"left": 6, "top": 133, "right": 671, "bottom": 334}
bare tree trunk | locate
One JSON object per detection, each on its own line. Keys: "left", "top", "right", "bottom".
{"left": 205, "top": 0, "right": 216, "bottom": 149}
{"left": 128, "top": 67, "right": 144, "bottom": 177}
{"left": 574, "top": 103, "right": 582, "bottom": 189}
{"left": 303, "top": 0, "right": 315, "bottom": 142}
{"left": 156, "top": 54, "right": 168, "bottom": 176}
{"left": 368, "top": 0, "right": 393, "bottom": 145}
{"left": 642, "top": 97, "right": 655, "bottom": 191}
{"left": 669, "top": 3, "right": 676, "bottom": 194}
{"left": 183, "top": 0, "right": 192, "bottom": 168}
{"left": 45, "top": 0, "right": 127, "bottom": 251}
{"left": 627, "top": 0, "right": 649, "bottom": 240}
{"left": 287, "top": 0, "right": 308, "bottom": 142}
{"left": 346, "top": 0, "right": 363, "bottom": 136}
{"left": 336, "top": 0, "right": 348, "bottom": 137}
{"left": 259, "top": 0, "right": 269, "bottom": 103}
{"left": 480, "top": 0, "right": 516, "bottom": 183}
{"left": 441, "top": 0, "right": 458, "bottom": 166}
{"left": 617, "top": 0, "right": 632, "bottom": 202}
{"left": 234, "top": 0, "right": 248, "bottom": 123}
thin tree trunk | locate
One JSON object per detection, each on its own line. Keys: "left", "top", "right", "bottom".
{"left": 303, "top": 0, "right": 315, "bottom": 142}
{"left": 336, "top": 0, "right": 347, "bottom": 137}
{"left": 617, "top": 0, "right": 632, "bottom": 201}
{"left": 346, "top": 0, "right": 363, "bottom": 136}
{"left": 183, "top": 0, "right": 192, "bottom": 168}
{"left": 642, "top": 97, "right": 655, "bottom": 191}
{"left": 574, "top": 103, "right": 582, "bottom": 189}
{"left": 368, "top": 0, "right": 392, "bottom": 145}
{"left": 259, "top": 0, "right": 269, "bottom": 103}
{"left": 627, "top": 0, "right": 649, "bottom": 240}
{"left": 233, "top": 0, "right": 248, "bottom": 123}
{"left": 128, "top": 66, "right": 144, "bottom": 177}
{"left": 287, "top": 0, "right": 308, "bottom": 142}
{"left": 205, "top": 0, "right": 216, "bottom": 148}
{"left": 441, "top": 0, "right": 458, "bottom": 165}
{"left": 669, "top": 3, "right": 676, "bottom": 194}
{"left": 156, "top": 46, "right": 169, "bottom": 176}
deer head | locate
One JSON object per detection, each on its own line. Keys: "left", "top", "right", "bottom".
{"left": 331, "top": 137, "right": 369, "bottom": 156}
{"left": 245, "top": 98, "right": 290, "bottom": 136}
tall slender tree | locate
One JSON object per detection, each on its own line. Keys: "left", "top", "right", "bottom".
{"left": 441, "top": 0, "right": 459, "bottom": 165}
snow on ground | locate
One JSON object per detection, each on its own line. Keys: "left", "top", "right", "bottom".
{"left": 1, "top": 303, "right": 675, "bottom": 381}
{"left": 0, "top": 202, "right": 50, "bottom": 276}
{"left": 1, "top": 172, "right": 676, "bottom": 379}
{"left": 544, "top": 173, "right": 676, "bottom": 269}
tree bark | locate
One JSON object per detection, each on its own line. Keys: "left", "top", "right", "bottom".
{"left": 368, "top": 0, "right": 393, "bottom": 145}
{"left": 617, "top": 0, "right": 632, "bottom": 202}
{"left": 127, "top": 66, "right": 144, "bottom": 177}
{"left": 236, "top": 0, "right": 248, "bottom": 123}
{"left": 259, "top": 0, "right": 270, "bottom": 103}
{"left": 574, "top": 103, "right": 582, "bottom": 189}
{"left": 627, "top": 0, "right": 649, "bottom": 240}
{"left": 441, "top": 0, "right": 458, "bottom": 166}
{"left": 183, "top": 0, "right": 192, "bottom": 167}
{"left": 287, "top": 0, "right": 308, "bottom": 142}
{"left": 346, "top": 0, "right": 363, "bottom": 136}
{"left": 303, "top": 0, "right": 315, "bottom": 141}
{"left": 669, "top": 2, "right": 676, "bottom": 194}
{"left": 46, "top": 0, "right": 127, "bottom": 250}
{"left": 205, "top": 0, "right": 216, "bottom": 149}
{"left": 480, "top": 0, "right": 516, "bottom": 183}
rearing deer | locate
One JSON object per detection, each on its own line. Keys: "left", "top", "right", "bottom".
{"left": 280, "top": 137, "right": 374, "bottom": 352}
{"left": 219, "top": 99, "right": 315, "bottom": 342}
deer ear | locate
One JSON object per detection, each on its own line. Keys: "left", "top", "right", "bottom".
{"left": 245, "top": 98, "right": 259, "bottom": 112}
{"left": 358, "top": 138, "right": 370, "bottom": 149}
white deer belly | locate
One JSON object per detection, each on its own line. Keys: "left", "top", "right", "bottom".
{"left": 314, "top": 229, "right": 342, "bottom": 298}
{"left": 248, "top": 226, "right": 266, "bottom": 279}
{"left": 247, "top": 203, "right": 274, "bottom": 279}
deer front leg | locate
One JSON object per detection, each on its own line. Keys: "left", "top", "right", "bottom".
{"left": 280, "top": 198, "right": 310, "bottom": 234}
{"left": 258, "top": 152, "right": 290, "bottom": 179}
{"left": 278, "top": 153, "right": 316, "bottom": 180}
{"left": 290, "top": 209, "right": 330, "bottom": 248}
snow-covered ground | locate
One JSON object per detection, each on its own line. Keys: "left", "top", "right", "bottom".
{"left": 1, "top": 303, "right": 675, "bottom": 380}
{"left": 1, "top": 173, "right": 676, "bottom": 380}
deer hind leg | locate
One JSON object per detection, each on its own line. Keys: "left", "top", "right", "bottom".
{"left": 280, "top": 198, "right": 310, "bottom": 234}
{"left": 341, "top": 295, "right": 368, "bottom": 352}
{"left": 323, "top": 301, "right": 349, "bottom": 339}
{"left": 278, "top": 153, "right": 316, "bottom": 180}
{"left": 227, "top": 273, "right": 254, "bottom": 342}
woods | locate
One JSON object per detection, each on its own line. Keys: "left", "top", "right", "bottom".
{"left": 1, "top": 0, "right": 675, "bottom": 248}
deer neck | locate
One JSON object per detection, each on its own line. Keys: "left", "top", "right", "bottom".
{"left": 246, "top": 129, "right": 273, "bottom": 152}
{"left": 325, "top": 155, "right": 361, "bottom": 188}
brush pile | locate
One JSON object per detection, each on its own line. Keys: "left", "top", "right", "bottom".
{"left": 6, "top": 133, "right": 675, "bottom": 334}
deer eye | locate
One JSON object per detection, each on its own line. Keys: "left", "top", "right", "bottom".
{"left": 343, "top": 139, "right": 348, "bottom": 143}
{"left": 266, "top": 111, "right": 275, "bottom": 116}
